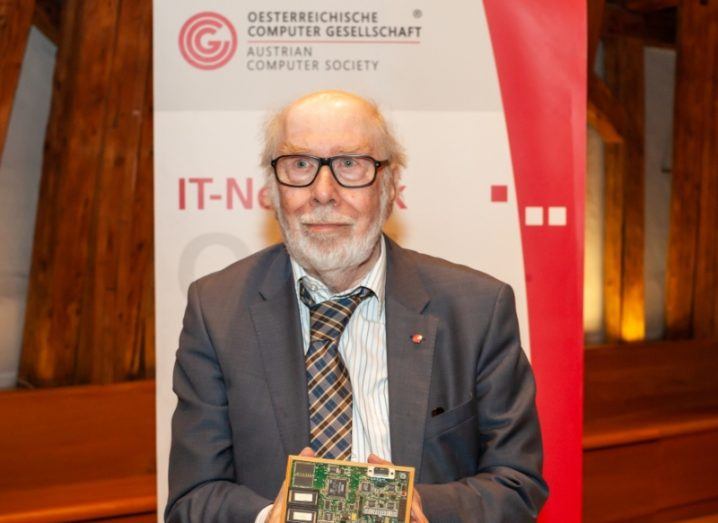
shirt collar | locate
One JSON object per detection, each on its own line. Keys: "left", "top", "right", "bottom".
{"left": 290, "top": 236, "right": 387, "bottom": 312}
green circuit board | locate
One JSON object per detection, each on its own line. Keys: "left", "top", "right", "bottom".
{"left": 284, "top": 456, "right": 414, "bottom": 523}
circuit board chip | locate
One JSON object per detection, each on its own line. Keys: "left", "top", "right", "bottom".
{"left": 327, "top": 478, "right": 347, "bottom": 497}
{"left": 293, "top": 462, "right": 316, "bottom": 488}
{"left": 284, "top": 455, "right": 414, "bottom": 523}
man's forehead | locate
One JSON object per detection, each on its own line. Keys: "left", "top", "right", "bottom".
{"left": 289, "top": 90, "right": 375, "bottom": 113}
{"left": 279, "top": 94, "right": 381, "bottom": 154}
{"left": 285, "top": 94, "right": 375, "bottom": 127}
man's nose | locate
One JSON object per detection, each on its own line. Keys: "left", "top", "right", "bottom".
{"left": 310, "top": 164, "right": 340, "bottom": 204}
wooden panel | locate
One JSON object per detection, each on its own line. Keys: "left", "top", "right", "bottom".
{"left": 666, "top": 0, "right": 718, "bottom": 340}
{"left": 584, "top": 441, "right": 661, "bottom": 522}
{"left": 602, "top": 36, "right": 646, "bottom": 342}
{"left": 20, "top": 0, "right": 154, "bottom": 386}
{"left": 659, "top": 431, "right": 718, "bottom": 510}
{"left": 88, "top": 514, "right": 157, "bottom": 523}
{"left": 584, "top": 341, "right": 718, "bottom": 422}
{"left": 0, "top": 475, "right": 155, "bottom": 523}
{"left": 584, "top": 406, "right": 718, "bottom": 449}
{"left": 653, "top": 501, "right": 718, "bottom": 523}
{"left": 585, "top": 341, "right": 718, "bottom": 522}
{"left": 584, "top": 432, "right": 718, "bottom": 522}
{"left": 0, "top": 380, "right": 155, "bottom": 491}
{"left": 0, "top": 0, "right": 35, "bottom": 159}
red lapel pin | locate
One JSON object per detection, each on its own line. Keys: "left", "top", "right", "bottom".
{"left": 411, "top": 333, "right": 424, "bottom": 344}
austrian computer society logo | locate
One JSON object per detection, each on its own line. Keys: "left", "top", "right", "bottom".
{"left": 179, "top": 12, "right": 237, "bottom": 70}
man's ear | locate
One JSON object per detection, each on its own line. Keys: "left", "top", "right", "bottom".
{"left": 259, "top": 185, "right": 272, "bottom": 209}
{"left": 387, "top": 168, "right": 399, "bottom": 202}
{"left": 260, "top": 178, "right": 278, "bottom": 210}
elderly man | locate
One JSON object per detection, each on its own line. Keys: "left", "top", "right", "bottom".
{"left": 166, "top": 90, "right": 548, "bottom": 522}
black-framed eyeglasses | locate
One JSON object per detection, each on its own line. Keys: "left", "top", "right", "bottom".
{"left": 270, "top": 154, "right": 388, "bottom": 188}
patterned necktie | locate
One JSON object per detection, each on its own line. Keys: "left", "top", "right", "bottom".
{"left": 299, "top": 281, "right": 373, "bottom": 460}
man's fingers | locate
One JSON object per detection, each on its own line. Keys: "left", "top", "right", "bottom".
{"left": 410, "top": 492, "right": 429, "bottom": 523}
{"left": 409, "top": 488, "right": 428, "bottom": 523}
{"left": 275, "top": 480, "right": 288, "bottom": 504}
{"left": 367, "top": 453, "right": 391, "bottom": 465}
{"left": 299, "top": 447, "right": 315, "bottom": 457}
{"left": 266, "top": 479, "right": 288, "bottom": 523}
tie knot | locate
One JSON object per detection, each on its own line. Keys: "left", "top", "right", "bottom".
{"left": 299, "top": 281, "right": 374, "bottom": 344}
{"left": 299, "top": 280, "right": 373, "bottom": 309}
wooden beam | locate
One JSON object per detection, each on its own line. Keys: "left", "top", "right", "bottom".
{"left": 0, "top": 0, "right": 35, "bottom": 160}
{"left": 589, "top": 0, "right": 606, "bottom": 73}
{"left": 666, "top": 0, "right": 718, "bottom": 340}
{"left": 603, "top": 137, "right": 628, "bottom": 341}
{"left": 588, "top": 74, "right": 626, "bottom": 143}
{"left": 76, "top": 7, "right": 154, "bottom": 383}
{"left": 32, "top": 0, "right": 61, "bottom": 45}
{"left": 603, "top": 3, "right": 676, "bottom": 47}
{"left": 603, "top": 36, "right": 646, "bottom": 343}
{"left": 20, "top": 0, "right": 154, "bottom": 386}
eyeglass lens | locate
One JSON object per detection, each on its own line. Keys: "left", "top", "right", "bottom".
{"left": 275, "top": 155, "right": 376, "bottom": 187}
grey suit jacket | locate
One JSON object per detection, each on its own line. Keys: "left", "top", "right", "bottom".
{"left": 166, "top": 238, "right": 548, "bottom": 522}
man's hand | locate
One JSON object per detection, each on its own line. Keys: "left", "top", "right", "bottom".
{"left": 266, "top": 447, "right": 315, "bottom": 523}
{"left": 368, "top": 453, "right": 428, "bottom": 523}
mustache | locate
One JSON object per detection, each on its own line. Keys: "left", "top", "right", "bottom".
{"left": 299, "top": 208, "right": 355, "bottom": 226}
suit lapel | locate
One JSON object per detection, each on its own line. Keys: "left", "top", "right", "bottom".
{"left": 250, "top": 249, "right": 310, "bottom": 455}
{"left": 384, "top": 238, "right": 438, "bottom": 472}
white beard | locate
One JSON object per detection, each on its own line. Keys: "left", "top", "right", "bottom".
{"left": 269, "top": 178, "right": 393, "bottom": 274}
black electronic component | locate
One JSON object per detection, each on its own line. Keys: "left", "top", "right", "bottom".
{"left": 293, "top": 474, "right": 314, "bottom": 488}
{"left": 327, "top": 478, "right": 348, "bottom": 497}
{"left": 293, "top": 462, "right": 316, "bottom": 488}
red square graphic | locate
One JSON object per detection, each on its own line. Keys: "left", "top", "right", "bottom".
{"left": 491, "top": 185, "right": 508, "bottom": 202}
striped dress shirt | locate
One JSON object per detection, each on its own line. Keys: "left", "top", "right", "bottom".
{"left": 290, "top": 237, "right": 392, "bottom": 464}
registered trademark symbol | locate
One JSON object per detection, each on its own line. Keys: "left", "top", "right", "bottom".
{"left": 413, "top": 9, "right": 422, "bottom": 18}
